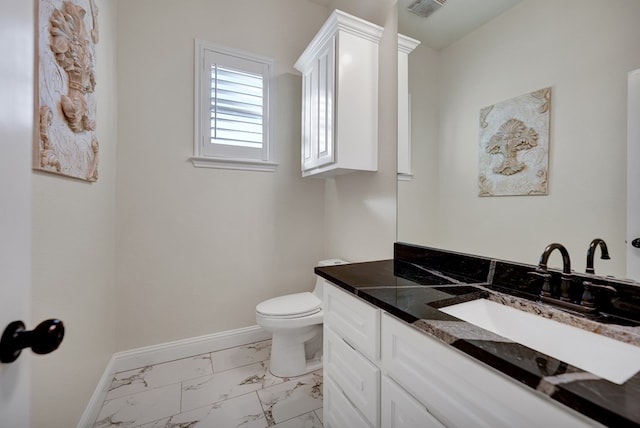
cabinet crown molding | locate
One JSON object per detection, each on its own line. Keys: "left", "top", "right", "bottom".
{"left": 294, "top": 9, "right": 383, "bottom": 73}
{"left": 398, "top": 33, "right": 421, "bottom": 54}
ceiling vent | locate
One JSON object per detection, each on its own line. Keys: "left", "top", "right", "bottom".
{"left": 407, "top": 0, "right": 447, "bottom": 18}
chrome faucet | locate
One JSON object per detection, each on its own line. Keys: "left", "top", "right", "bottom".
{"left": 585, "top": 238, "right": 610, "bottom": 274}
{"left": 537, "top": 243, "right": 572, "bottom": 301}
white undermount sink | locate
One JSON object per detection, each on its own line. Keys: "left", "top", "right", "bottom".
{"left": 440, "top": 298, "right": 640, "bottom": 384}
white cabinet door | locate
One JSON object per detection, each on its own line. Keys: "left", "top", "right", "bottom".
{"left": 324, "top": 376, "right": 372, "bottom": 428}
{"left": 301, "top": 36, "right": 335, "bottom": 172}
{"left": 381, "top": 313, "right": 602, "bottom": 428}
{"left": 381, "top": 376, "right": 445, "bottom": 428}
{"left": 324, "top": 284, "right": 380, "bottom": 360}
{"left": 325, "top": 327, "right": 380, "bottom": 427}
{"left": 397, "top": 34, "right": 420, "bottom": 179}
{"left": 323, "top": 284, "right": 380, "bottom": 361}
{"left": 295, "top": 10, "right": 381, "bottom": 177}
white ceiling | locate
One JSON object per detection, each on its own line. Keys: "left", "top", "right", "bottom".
{"left": 308, "top": 0, "right": 396, "bottom": 26}
{"left": 307, "top": 0, "right": 523, "bottom": 50}
{"left": 398, "top": 0, "right": 522, "bottom": 49}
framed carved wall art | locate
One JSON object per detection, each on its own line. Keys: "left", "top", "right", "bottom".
{"left": 35, "top": 0, "right": 99, "bottom": 182}
{"left": 478, "top": 87, "right": 551, "bottom": 197}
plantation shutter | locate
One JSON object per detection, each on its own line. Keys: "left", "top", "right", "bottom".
{"left": 211, "top": 65, "right": 263, "bottom": 148}
{"left": 202, "top": 49, "right": 269, "bottom": 159}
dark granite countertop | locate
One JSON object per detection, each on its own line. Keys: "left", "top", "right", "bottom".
{"left": 315, "top": 243, "right": 640, "bottom": 428}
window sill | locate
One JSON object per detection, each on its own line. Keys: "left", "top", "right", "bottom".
{"left": 397, "top": 172, "right": 414, "bottom": 181}
{"left": 190, "top": 156, "right": 279, "bottom": 172}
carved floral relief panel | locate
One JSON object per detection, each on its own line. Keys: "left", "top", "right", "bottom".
{"left": 478, "top": 87, "right": 550, "bottom": 196}
{"left": 35, "top": 0, "right": 99, "bottom": 182}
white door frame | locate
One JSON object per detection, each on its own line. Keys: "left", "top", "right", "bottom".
{"left": 628, "top": 69, "right": 640, "bottom": 281}
{"left": 0, "top": 0, "right": 34, "bottom": 425}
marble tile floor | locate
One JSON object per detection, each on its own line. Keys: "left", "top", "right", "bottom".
{"left": 92, "top": 340, "right": 324, "bottom": 428}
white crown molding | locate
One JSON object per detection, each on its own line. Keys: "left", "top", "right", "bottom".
{"left": 295, "top": 9, "right": 383, "bottom": 73}
{"left": 398, "top": 33, "right": 421, "bottom": 54}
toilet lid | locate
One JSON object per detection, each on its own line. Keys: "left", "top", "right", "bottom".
{"left": 256, "top": 292, "right": 322, "bottom": 318}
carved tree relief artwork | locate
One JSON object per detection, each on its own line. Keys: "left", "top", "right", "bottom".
{"left": 478, "top": 87, "right": 550, "bottom": 196}
{"left": 35, "top": 0, "right": 99, "bottom": 182}
{"left": 486, "top": 118, "right": 539, "bottom": 176}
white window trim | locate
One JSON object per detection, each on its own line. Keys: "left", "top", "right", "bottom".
{"left": 191, "top": 39, "right": 278, "bottom": 172}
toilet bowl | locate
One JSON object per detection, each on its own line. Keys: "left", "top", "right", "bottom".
{"left": 256, "top": 259, "right": 348, "bottom": 377}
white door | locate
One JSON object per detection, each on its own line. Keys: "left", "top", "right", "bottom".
{"left": 628, "top": 69, "right": 640, "bottom": 281}
{"left": 0, "top": 0, "right": 35, "bottom": 425}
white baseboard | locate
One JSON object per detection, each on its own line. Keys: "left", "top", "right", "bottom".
{"left": 77, "top": 356, "right": 116, "bottom": 428}
{"left": 110, "top": 325, "right": 270, "bottom": 372}
{"left": 77, "top": 325, "right": 270, "bottom": 428}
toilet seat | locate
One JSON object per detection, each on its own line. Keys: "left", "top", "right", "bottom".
{"left": 256, "top": 292, "right": 321, "bottom": 318}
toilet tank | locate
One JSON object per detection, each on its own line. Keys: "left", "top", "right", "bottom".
{"left": 313, "top": 258, "right": 349, "bottom": 300}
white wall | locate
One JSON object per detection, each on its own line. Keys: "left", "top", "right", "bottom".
{"left": 27, "top": 1, "right": 395, "bottom": 424}
{"left": 400, "top": 0, "right": 640, "bottom": 276}
{"left": 324, "top": 1, "right": 398, "bottom": 262}
{"left": 30, "top": 1, "right": 118, "bottom": 426}
{"left": 115, "top": 0, "right": 329, "bottom": 350}
{"left": 397, "top": 41, "right": 440, "bottom": 243}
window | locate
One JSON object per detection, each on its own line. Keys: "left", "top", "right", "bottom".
{"left": 192, "top": 40, "right": 277, "bottom": 171}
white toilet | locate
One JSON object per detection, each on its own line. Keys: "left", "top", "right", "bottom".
{"left": 256, "top": 259, "right": 348, "bottom": 377}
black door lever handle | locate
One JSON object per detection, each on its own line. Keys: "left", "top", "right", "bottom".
{"left": 633, "top": 238, "right": 640, "bottom": 248}
{"left": 0, "top": 319, "right": 64, "bottom": 363}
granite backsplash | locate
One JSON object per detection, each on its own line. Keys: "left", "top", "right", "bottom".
{"left": 395, "top": 242, "right": 640, "bottom": 326}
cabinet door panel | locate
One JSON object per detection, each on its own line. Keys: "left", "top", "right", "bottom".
{"left": 324, "top": 376, "right": 372, "bottom": 428}
{"left": 324, "top": 283, "right": 380, "bottom": 360}
{"left": 315, "top": 37, "right": 334, "bottom": 165}
{"left": 325, "top": 327, "right": 380, "bottom": 426}
{"left": 381, "top": 313, "right": 602, "bottom": 428}
{"left": 381, "top": 376, "right": 445, "bottom": 428}
{"left": 301, "top": 36, "right": 334, "bottom": 172}
{"left": 301, "top": 71, "right": 313, "bottom": 168}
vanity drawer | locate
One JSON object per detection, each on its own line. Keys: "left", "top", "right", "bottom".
{"left": 325, "top": 326, "right": 380, "bottom": 427}
{"left": 324, "top": 375, "right": 372, "bottom": 428}
{"left": 381, "top": 375, "right": 446, "bottom": 428}
{"left": 381, "top": 313, "right": 603, "bottom": 428}
{"left": 324, "top": 282, "right": 380, "bottom": 360}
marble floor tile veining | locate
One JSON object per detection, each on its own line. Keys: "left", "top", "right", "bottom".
{"left": 92, "top": 340, "right": 324, "bottom": 428}
{"left": 212, "top": 339, "right": 273, "bottom": 372}
{"left": 257, "top": 371, "right": 323, "bottom": 425}
{"left": 106, "top": 354, "right": 214, "bottom": 400}
{"left": 139, "top": 392, "right": 268, "bottom": 428}
{"left": 181, "top": 360, "right": 285, "bottom": 412}
{"left": 94, "top": 384, "right": 182, "bottom": 427}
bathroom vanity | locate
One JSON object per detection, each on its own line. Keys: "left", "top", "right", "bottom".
{"left": 317, "top": 243, "right": 640, "bottom": 428}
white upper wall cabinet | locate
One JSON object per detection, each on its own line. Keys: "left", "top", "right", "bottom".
{"left": 294, "top": 9, "right": 383, "bottom": 178}
{"left": 397, "top": 34, "right": 420, "bottom": 181}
